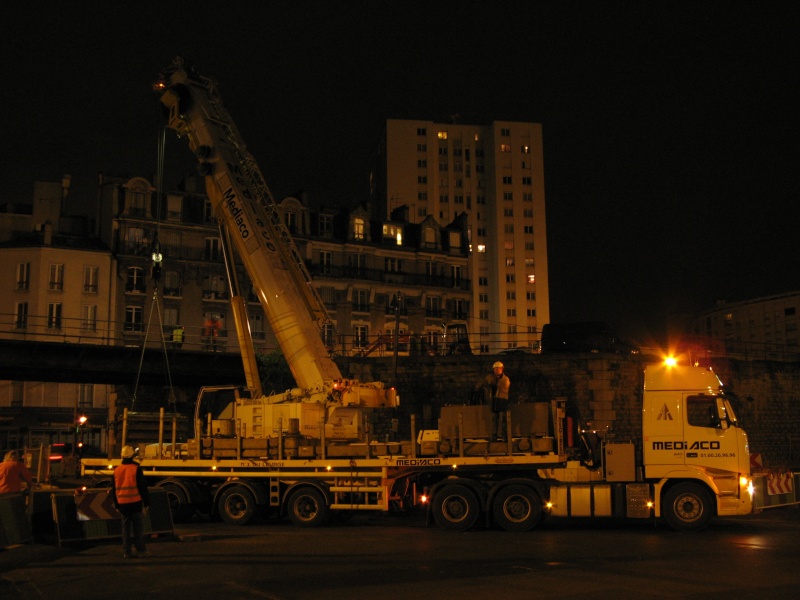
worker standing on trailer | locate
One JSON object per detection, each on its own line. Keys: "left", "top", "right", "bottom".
{"left": 111, "top": 446, "right": 151, "bottom": 559}
{"left": 485, "top": 361, "right": 511, "bottom": 441}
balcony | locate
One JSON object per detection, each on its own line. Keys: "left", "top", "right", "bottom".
{"left": 310, "top": 264, "right": 470, "bottom": 291}
{"left": 202, "top": 290, "right": 229, "bottom": 301}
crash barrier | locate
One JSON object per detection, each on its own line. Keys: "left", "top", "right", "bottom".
{"left": 753, "top": 471, "right": 797, "bottom": 510}
{"left": 0, "top": 493, "right": 33, "bottom": 548}
{"left": 51, "top": 487, "right": 174, "bottom": 546}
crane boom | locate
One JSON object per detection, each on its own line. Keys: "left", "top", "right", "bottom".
{"left": 156, "top": 58, "right": 341, "bottom": 392}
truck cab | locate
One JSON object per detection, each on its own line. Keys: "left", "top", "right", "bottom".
{"left": 643, "top": 362, "right": 752, "bottom": 527}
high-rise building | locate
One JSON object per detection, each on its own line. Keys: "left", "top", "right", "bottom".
{"left": 376, "top": 119, "right": 550, "bottom": 352}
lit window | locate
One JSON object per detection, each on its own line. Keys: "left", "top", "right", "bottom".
{"left": 437, "top": 131, "right": 448, "bottom": 140}
{"left": 501, "top": 144, "right": 511, "bottom": 153}
{"left": 527, "top": 274, "right": 535, "bottom": 284}
{"left": 521, "top": 145, "right": 530, "bottom": 154}
{"left": 353, "top": 218, "right": 365, "bottom": 240}
{"left": 477, "top": 244, "right": 486, "bottom": 253}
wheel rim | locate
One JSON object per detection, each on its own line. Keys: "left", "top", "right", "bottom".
{"left": 294, "top": 494, "right": 319, "bottom": 522}
{"left": 502, "top": 493, "right": 532, "bottom": 523}
{"left": 225, "top": 493, "right": 248, "bottom": 518}
{"left": 442, "top": 494, "right": 470, "bottom": 523}
{"left": 674, "top": 494, "right": 701, "bottom": 521}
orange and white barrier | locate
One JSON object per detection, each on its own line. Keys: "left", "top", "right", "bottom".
{"left": 753, "top": 471, "right": 797, "bottom": 510}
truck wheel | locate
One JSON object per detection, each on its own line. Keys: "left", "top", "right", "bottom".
{"left": 432, "top": 485, "right": 480, "bottom": 531}
{"left": 287, "top": 487, "right": 329, "bottom": 527}
{"left": 492, "top": 484, "right": 542, "bottom": 532}
{"left": 160, "top": 482, "right": 194, "bottom": 523}
{"left": 218, "top": 485, "right": 257, "bottom": 525}
{"left": 663, "top": 482, "right": 714, "bottom": 531}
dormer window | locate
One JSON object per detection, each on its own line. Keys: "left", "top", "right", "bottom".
{"left": 285, "top": 211, "right": 297, "bottom": 234}
{"left": 383, "top": 224, "right": 403, "bottom": 245}
{"left": 353, "top": 218, "right": 365, "bottom": 241}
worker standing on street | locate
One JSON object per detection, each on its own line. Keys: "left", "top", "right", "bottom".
{"left": 110, "top": 446, "right": 150, "bottom": 559}
{"left": 0, "top": 450, "right": 34, "bottom": 494}
{"left": 486, "top": 361, "right": 511, "bottom": 441}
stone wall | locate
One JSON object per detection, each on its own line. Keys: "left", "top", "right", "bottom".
{"left": 710, "top": 359, "right": 800, "bottom": 468}
{"left": 336, "top": 354, "right": 800, "bottom": 468}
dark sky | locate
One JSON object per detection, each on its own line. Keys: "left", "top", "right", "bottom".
{"left": 3, "top": 1, "right": 799, "bottom": 347}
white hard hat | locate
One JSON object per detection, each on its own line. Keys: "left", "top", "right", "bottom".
{"left": 121, "top": 445, "right": 135, "bottom": 459}
{"left": 493, "top": 361, "right": 504, "bottom": 369}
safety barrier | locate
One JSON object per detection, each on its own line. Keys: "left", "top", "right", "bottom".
{"left": 753, "top": 471, "right": 797, "bottom": 510}
{"left": 51, "top": 487, "right": 174, "bottom": 546}
{"left": 0, "top": 493, "right": 33, "bottom": 548}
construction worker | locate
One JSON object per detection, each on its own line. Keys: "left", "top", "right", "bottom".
{"left": 0, "top": 450, "right": 34, "bottom": 494}
{"left": 171, "top": 325, "right": 184, "bottom": 349}
{"left": 110, "top": 446, "right": 150, "bottom": 559}
{"left": 486, "top": 361, "right": 511, "bottom": 441}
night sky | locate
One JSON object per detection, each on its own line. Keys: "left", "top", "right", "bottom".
{"left": 3, "top": 1, "right": 798, "bottom": 347}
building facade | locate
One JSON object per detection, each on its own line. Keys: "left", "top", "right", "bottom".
{"left": 0, "top": 180, "right": 116, "bottom": 452}
{"left": 694, "top": 292, "right": 800, "bottom": 360}
{"left": 97, "top": 175, "right": 471, "bottom": 358}
{"left": 375, "top": 119, "right": 550, "bottom": 352}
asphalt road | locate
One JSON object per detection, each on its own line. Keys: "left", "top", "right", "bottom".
{"left": 2, "top": 508, "right": 799, "bottom": 599}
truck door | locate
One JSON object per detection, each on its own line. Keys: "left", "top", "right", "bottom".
{"left": 683, "top": 394, "right": 737, "bottom": 471}
{"left": 642, "top": 391, "right": 685, "bottom": 471}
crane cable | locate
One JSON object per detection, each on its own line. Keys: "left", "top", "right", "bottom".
{"left": 131, "top": 128, "right": 176, "bottom": 413}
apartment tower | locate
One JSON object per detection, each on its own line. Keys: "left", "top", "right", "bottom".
{"left": 377, "top": 119, "right": 549, "bottom": 352}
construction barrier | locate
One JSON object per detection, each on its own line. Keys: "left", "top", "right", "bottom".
{"left": 52, "top": 487, "right": 174, "bottom": 546}
{"left": 0, "top": 493, "right": 33, "bottom": 548}
{"left": 753, "top": 471, "right": 798, "bottom": 510}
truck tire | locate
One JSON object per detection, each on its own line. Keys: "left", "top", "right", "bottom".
{"left": 432, "top": 485, "right": 480, "bottom": 531}
{"left": 492, "top": 484, "right": 543, "bottom": 532}
{"left": 662, "top": 482, "right": 714, "bottom": 531}
{"left": 159, "top": 482, "right": 194, "bottom": 523}
{"left": 287, "top": 487, "right": 329, "bottom": 527}
{"left": 218, "top": 485, "right": 257, "bottom": 525}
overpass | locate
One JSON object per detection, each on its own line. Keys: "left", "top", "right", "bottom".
{"left": 0, "top": 339, "right": 247, "bottom": 386}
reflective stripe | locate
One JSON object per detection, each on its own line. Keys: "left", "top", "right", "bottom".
{"left": 114, "top": 463, "right": 142, "bottom": 504}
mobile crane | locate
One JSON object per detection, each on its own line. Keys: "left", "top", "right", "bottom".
{"left": 83, "top": 58, "right": 753, "bottom": 531}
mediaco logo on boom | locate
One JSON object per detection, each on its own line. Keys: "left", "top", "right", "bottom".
{"left": 222, "top": 185, "right": 250, "bottom": 239}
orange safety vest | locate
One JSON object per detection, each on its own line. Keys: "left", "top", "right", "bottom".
{"left": 114, "top": 463, "right": 142, "bottom": 504}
